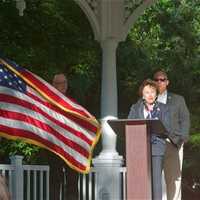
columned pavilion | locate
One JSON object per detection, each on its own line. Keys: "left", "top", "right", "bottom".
{"left": 14, "top": 0, "right": 155, "bottom": 161}
{"left": 14, "top": 0, "right": 159, "bottom": 199}
{"left": 74, "top": 0, "right": 155, "bottom": 155}
{"left": 73, "top": 1, "right": 156, "bottom": 199}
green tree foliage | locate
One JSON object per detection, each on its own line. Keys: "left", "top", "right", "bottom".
{"left": 0, "top": 138, "right": 40, "bottom": 163}
{"left": 0, "top": 0, "right": 101, "bottom": 107}
{"left": 118, "top": 0, "right": 200, "bottom": 116}
{"left": 0, "top": 0, "right": 101, "bottom": 163}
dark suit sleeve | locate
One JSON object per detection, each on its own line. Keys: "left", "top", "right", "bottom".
{"left": 176, "top": 96, "right": 190, "bottom": 142}
{"left": 160, "top": 104, "right": 171, "bottom": 136}
{"left": 128, "top": 99, "right": 142, "bottom": 119}
{"left": 160, "top": 104, "right": 179, "bottom": 147}
{"left": 128, "top": 104, "right": 137, "bottom": 119}
{"left": 168, "top": 95, "right": 190, "bottom": 147}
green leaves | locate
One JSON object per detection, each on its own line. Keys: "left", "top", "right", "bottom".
{"left": 119, "top": 0, "right": 200, "bottom": 107}
{"left": 0, "top": 139, "right": 40, "bottom": 163}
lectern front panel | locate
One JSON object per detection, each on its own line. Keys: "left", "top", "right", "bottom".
{"left": 126, "top": 124, "right": 152, "bottom": 200}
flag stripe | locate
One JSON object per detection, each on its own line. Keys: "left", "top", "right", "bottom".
{"left": 27, "top": 88, "right": 97, "bottom": 134}
{"left": 0, "top": 93, "right": 93, "bottom": 146}
{"left": 0, "top": 102, "right": 91, "bottom": 152}
{"left": 0, "top": 86, "right": 95, "bottom": 141}
{"left": 0, "top": 125, "right": 87, "bottom": 170}
{"left": 0, "top": 117, "right": 88, "bottom": 165}
{"left": 0, "top": 58, "right": 101, "bottom": 173}
{"left": 1, "top": 58, "right": 93, "bottom": 119}
{"left": 0, "top": 109, "right": 89, "bottom": 158}
{"left": 21, "top": 70, "right": 92, "bottom": 118}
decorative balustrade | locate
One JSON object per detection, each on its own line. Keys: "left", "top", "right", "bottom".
{"left": 78, "top": 167, "right": 127, "bottom": 200}
{"left": 0, "top": 156, "right": 49, "bottom": 200}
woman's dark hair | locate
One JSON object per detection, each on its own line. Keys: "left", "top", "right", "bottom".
{"left": 138, "top": 79, "right": 158, "bottom": 97}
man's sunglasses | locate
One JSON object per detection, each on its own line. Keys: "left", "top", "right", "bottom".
{"left": 154, "top": 78, "right": 167, "bottom": 82}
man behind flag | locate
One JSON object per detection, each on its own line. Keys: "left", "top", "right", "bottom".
{"left": 0, "top": 56, "right": 101, "bottom": 174}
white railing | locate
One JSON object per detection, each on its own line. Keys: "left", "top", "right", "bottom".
{"left": 0, "top": 156, "right": 49, "bottom": 200}
{"left": 0, "top": 156, "right": 126, "bottom": 200}
{"left": 23, "top": 165, "right": 49, "bottom": 200}
{"left": 78, "top": 167, "right": 127, "bottom": 200}
{"left": 0, "top": 163, "right": 14, "bottom": 193}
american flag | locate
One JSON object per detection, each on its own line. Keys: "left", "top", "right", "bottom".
{"left": 0, "top": 57, "right": 101, "bottom": 173}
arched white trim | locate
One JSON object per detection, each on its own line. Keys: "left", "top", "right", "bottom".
{"left": 122, "top": 0, "right": 156, "bottom": 40}
{"left": 74, "top": 0, "right": 100, "bottom": 40}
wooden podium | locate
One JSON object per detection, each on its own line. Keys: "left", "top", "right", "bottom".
{"left": 108, "top": 119, "right": 166, "bottom": 200}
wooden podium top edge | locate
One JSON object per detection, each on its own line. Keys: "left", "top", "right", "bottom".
{"left": 108, "top": 119, "right": 167, "bottom": 136}
{"left": 108, "top": 119, "right": 158, "bottom": 125}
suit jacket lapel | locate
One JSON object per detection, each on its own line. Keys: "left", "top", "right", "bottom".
{"left": 167, "top": 92, "right": 173, "bottom": 104}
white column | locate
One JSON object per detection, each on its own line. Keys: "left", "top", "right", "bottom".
{"left": 98, "top": 39, "right": 121, "bottom": 158}
{"left": 93, "top": 39, "right": 123, "bottom": 200}
{"left": 10, "top": 155, "right": 24, "bottom": 200}
{"left": 101, "top": 39, "right": 118, "bottom": 118}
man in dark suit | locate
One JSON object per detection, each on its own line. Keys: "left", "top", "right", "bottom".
{"left": 50, "top": 73, "right": 78, "bottom": 200}
{"left": 153, "top": 70, "right": 190, "bottom": 200}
